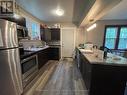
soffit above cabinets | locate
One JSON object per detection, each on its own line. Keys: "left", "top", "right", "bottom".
{"left": 72, "top": 0, "right": 96, "bottom": 26}
{"left": 80, "top": 0, "right": 122, "bottom": 27}
{"left": 101, "top": 0, "right": 127, "bottom": 20}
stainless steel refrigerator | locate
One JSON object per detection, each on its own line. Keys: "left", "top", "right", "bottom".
{"left": 0, "top": 19, "right": 23, "bottom": 95}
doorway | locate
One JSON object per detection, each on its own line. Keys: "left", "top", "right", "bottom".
{"left": 61, "top": 28, "right": 76, "bottom": 58}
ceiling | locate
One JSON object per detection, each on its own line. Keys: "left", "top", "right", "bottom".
{"left": 16, "top": 0, "right": 75, "bottom": 23}
{"left": 16, "top": 0, "right": 123, "bottom": 25}
{"left": 16, "top": 0, "right": 94, "bottom": 24}
{"left": 101, "top": 0, "right": 127, "bottom": 20}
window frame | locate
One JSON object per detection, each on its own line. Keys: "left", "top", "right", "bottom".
{"left": 103, "top": 25, "right": 127, "bottom": 51}
{"left": 26, "top": 18, "right": 40, "bottom": 40}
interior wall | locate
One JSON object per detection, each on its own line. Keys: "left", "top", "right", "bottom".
{"left": 16, "top": 6, "right": 44, "bottom": 39}
{"left": 75, "top": 27, "right": 85, "bottom": 46}
{"left": 46, "top": 22, "right": 85, "bottom": 47}
{"left": 84, "top": 20, "right": 127, "bottom": 48}
{"left": 18, "top": 6, "right": 43, "bottom": 24}
{"left": 45, "top": 22, "right": 76, "bottom": 28}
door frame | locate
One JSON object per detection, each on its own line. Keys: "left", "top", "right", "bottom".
{"left": 60, "top": 27, "right": 76, "bottom": 58}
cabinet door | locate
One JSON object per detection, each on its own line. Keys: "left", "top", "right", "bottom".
{"left": 38, "top": 49, "right": 49, "bottom": 69}
{"left": 50, "top": 28, "right": 60, "bottom": 41}
{"left": 79, "top": 53, "right": 83, "bottom": 74}
{"left": 40, "top": 27, "right": 45, "bottom": 41}
{"left": 75, "top": 48, "right": 80, "bottom": 68}
{"left": 49, "top": 48, "right": 60, "bottom": 60}
{"left": 44, "top": 28, "right": 51, "bottom": 41}
{"left": 90, "top": 65, "right": 126, "bottom": 95}
{"left": 83, "top": 60, "right": 91, "bottom": 90}
{"left": 80, "top": 57, "right": 83, "bottom": 75}
{"left": 80, "top": 53, "right": 92, "bottom": 90}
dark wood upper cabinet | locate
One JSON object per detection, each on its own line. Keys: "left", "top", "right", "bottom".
{"left": 40, "top": 27, "right": 60, "bottom": 41}
{"left": 41, "top": 28, "right": 51, "bottom": 41}
{"left": 0, "top": 16, "right": 26, "bottom": 27}
{"left": 40, "top": 27, "right": 45, "bottom": 41}
{"left": 50, "top": 28, "right": 60, "bottom": 41}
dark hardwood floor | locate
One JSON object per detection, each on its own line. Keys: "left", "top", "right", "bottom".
{"left": 24, "top": 58, "right": 88, "bottom": 95}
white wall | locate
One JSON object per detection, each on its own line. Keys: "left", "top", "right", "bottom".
{"left": 45, "top": 22, "right": 76, "bottom": 28}
{"left": 75, "top": 27, "right": 85, "bottom": 46}
{"left": 84, "top": 20, "right": 127, "bottom": 48}
{"left": 18, "top": 6, "right": 43, "bottom": 24}
{"left": 46, "top": 22, "right": 85, "bottom": 47}
{"left": 17, "top": 6, "right": 86, "bottom": 46}
{"left": 17, "top": 6, "right": 44, "bottom": 39}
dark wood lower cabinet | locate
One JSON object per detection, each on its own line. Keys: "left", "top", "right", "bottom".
{"left": 38, "top": 48, "right": 49, "bottom": 69}
{"left": 76, "top": 49, "right": 127, "bottom": 95}
{"left": 90, "top": 65, "right": 126, "bottom": 95}
{"left": 48, "top": 47, "right": 60, "bottom": 60}
{"left": 80, "top": 53, "right": 92, "bottom": 90}
{"left": 38, "top": 47, "right": 60, "bottom": 69}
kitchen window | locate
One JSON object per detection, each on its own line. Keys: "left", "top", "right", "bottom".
{"left": 26, "top": 18, "right": 40, "bottom": 40}
{"left": 104, "top": 25, "right": 127, "bottom": 50}
{"left": 118, "top": 27, "right": 127, "bottom": 49}
{"left": 31, "top": 23, "right": 40, "bottom": 40}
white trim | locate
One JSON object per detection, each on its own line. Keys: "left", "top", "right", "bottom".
{"left": 61, "top": 27, "right": 77, "bottom": 29}
{"left": 61, "top": 27, "right": 76, "bottom": 58}
{"left": 60, "top": 28, "right": 62, "bottom": 59}
{"left": 73, "top": 27, "right": 76, "bottom": 50}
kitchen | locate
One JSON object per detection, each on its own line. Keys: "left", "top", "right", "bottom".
{"left": 0, "top": 0, "right": 127, "bottom": 95}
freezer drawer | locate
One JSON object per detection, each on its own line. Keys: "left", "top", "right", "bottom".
{"left": 0, "top": 48, "right": 23, "bottom": 95}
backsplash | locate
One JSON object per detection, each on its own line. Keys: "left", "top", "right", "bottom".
{"left": 47, "top": 41, "right": 60, "bottom": 45}
{"left": 19, "top": 39, "right": 46, "bottom": 49}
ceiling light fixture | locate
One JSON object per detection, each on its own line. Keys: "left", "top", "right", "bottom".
{"left": 55, "top": 9, "right": 64, "bottom": 16}
{"left": 87, "top": 23, "right": 97, "bottom": 32}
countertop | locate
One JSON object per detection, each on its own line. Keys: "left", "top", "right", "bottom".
{"left": 24, "top": 45, "right": 50, "bottom": 52}
{"left": 20, "top": 46, "right": 49, "bottom": 60}
{"left": 78, "top": 47, "right": 127, "bottom": 66}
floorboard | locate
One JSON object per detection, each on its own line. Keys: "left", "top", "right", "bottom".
{"left": 24, "top": 58, "right": 88, "bottom": 95}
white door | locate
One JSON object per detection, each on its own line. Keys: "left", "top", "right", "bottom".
{"left": 61, "top": 28, "right": 75, "bottom": 58}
